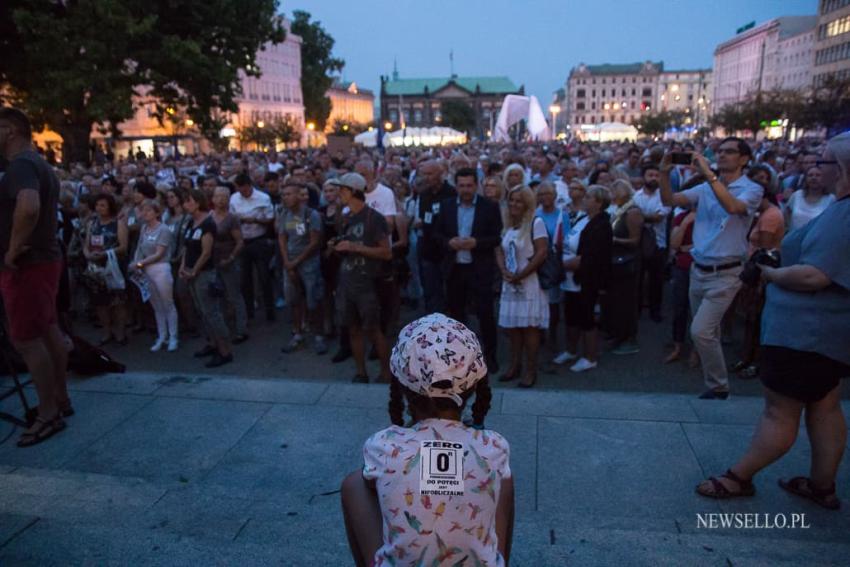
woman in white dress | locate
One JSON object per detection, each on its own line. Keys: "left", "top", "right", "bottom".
{"left": 495, "top": 186, "right": 549, "bottom": 388}
{"left": 784, "top": 166, "right": 836, "bottom": 232}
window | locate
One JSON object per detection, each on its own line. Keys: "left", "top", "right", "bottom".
{"left": 591, "top": 115, "right": 596, "bottom": 123}
{"left": 576, "top": 102, "right": 585, "bottom": 110}
{"left": 592, "top": 89, "right": 596, "bottom": 97}
{"left": 591, "top": 102, "right": 596, "bottom": 109}
{"left": 413, "top": 109, "right": 422, "bottom": 123}
{"left": 630, "top": 101, "right": 635, "bottom": 109}
{"left": 389, "top": 109, "right": 398, "bottom": 122}
{"left": 642, "top": 88, "right": 652, "bottom": 97}
{"left": 577, "top": 89, "right": 586, "bottom": 98}
{"left": 631, "top": 88, "right": 636, "bottom": 96}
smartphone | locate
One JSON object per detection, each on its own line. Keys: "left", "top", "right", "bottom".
{"left": 671, "top": 151, "right": 693, "bottom": 165}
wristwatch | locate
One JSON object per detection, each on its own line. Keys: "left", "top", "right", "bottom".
{"left": 708, "top": 175, "right": 719, "bottom": 183}
{"left": 136, "top": 262, "right": 144, "bottom": 269}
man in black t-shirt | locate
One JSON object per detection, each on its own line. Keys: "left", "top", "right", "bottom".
{"left": 0, "top": 107, "right": 71, "bottom": 447}
{"left": 333, "top": 173, "right": 392, "bottom": 383}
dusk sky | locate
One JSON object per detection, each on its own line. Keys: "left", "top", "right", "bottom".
{"left": 289, "top": 0, "right": 817, "bottom": 103}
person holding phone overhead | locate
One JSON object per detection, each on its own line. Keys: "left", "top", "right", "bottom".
{"left": 659, "top": 138, "right": 763, "bottom": 400}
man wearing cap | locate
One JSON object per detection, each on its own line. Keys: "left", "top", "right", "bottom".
{"left": 333, "top": 173, "right": 393, "bottom": 383}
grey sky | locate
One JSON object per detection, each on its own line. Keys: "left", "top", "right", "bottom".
{"left": 288, "top": 0, "right": 816, "bottom": 103}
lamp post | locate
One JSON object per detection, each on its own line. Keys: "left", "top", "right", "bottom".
{"left": 549, "top": 104, "right": 561, "bottom": 138}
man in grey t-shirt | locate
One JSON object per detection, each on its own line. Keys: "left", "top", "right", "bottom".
{"left": 276, "top": 182, "right": 325, "bottom": 354}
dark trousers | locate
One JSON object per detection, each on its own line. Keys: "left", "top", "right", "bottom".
{"left": 446, "top": 264, "right": 497, "bottom": 363}
{"left": 671, "top": 264, "right": 690, "bottom": 343}
{"left": 603, "top": 267, "right": 639, "bottom": 343}
{"left": 418, "top": 255, "right": 445, "bottom": 314}
{"left": 641, "top": 247, "right": 667, "bottom": 316}
{"left": 240, "top": 237, "right": 275, "bottom": 319}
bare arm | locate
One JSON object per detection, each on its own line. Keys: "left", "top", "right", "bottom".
{"left": 136, "top": 244, "right": 167, "bottom": 268}
{"left": 496, "top": 476, "right": 515, "bottom": 564}
{"left": 613, "top": 208, "right": 643, "bottom": 248}
{"left": 516, "top": 237, "right": 548, "bottom": 280}
{"left": 692, "top": 154, "right": 750, "bottom": 215}
{"left": 228, "top": 227, "right": 244, "bottom": 263}
{"left": 761, "top": 264, "right": 832, "bottom": 292}
{"left": 5, "top": 189, "right": 40, "bottom": 267}
{"left": 115, "top": 220, "right": 129, "bottom": 257}
{"left": 290, "top": 229, "right": 321, "bottom": 268}
{"left": 659, "top": 154, "right": 692, "bottom": 209}
{"left": 189, "top": 233, "right": 214, "bottom": 276}
{"left": 393, "top": 211, "right": 409, "bottom": 249}
{"left": 670, "top": 213, "right": 695, "bottom": 252}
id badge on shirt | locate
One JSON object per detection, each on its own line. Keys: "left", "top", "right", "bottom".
{"left": 295, "top": 222, "right": 306, "bottom": 236}
{"left": 91, "top": 234, "right": 104, "bottom": 248}
{"left": 423, "top": 212, "right": 433, "bottom": 224}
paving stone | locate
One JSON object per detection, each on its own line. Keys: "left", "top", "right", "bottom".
{"left": 67, "top": 397, "right": 271, "bottom": 484}
{"left": 0, "top": 391, "right": 152, "bottom": 469}
{"left": 536, "top": 416, "right": 715, "bottom": 518}
{"left": 65, "top": 372, "right": 167, "bottom": 395}
{"left": 502, "top": 390, "right": 700, "bottom": 422}
{"left": 155, "top": 374, "right": 328, "bottom": 405}
{"left": 0, "top": 513, "right": 39, "bottom": 549}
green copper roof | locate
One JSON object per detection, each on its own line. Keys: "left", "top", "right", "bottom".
{"left": 583, "top": 62, "right": 664, "bottom": 75}
{"left": 384, "top": 76, "right": 519, "bottom": 96}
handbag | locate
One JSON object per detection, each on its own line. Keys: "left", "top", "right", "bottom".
{"left": 536, "top": 215, "right": 566, "bottom": 290}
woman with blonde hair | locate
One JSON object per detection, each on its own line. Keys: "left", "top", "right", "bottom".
{"left": 502, "top": 163, "right": 526, "bottom": 192}
{"left": 495, "top": 185, "right": 549, "bottom": 387}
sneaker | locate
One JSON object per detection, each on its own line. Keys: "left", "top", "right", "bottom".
{"left": 314, "top": 336, "right": 328, "bottom": 355}
{"left": 570, "top": 358, "right": 598, "bottom": 373}
{"left": 167, "top": 338, "right": 179, "bottom": 352}
{"left": 150, "top": 337, "right": 166, "bottom": 352}
{"left": 281, "top": 334, "right": 304, "bottom": 353}
{"left": 205, "top": 353, "right": 233, "bottom": 368}
{"left": 611, "top": 342, "right": 640, "bottom": 355}
{"left": 698, "top": 389, "right": 730, "bottom": 400}
{"left": 232, "top": 334, "right": 249, "bottom": 345}
{"left": 552, "top": 351, "right": 577, "bottom": 365}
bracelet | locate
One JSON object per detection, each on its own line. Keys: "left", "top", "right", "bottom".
{"left": 136, "top": 262, "right": 144, "bottom": 269}
{"left": 708, "top": 175, "right": 719, "bottom": 183}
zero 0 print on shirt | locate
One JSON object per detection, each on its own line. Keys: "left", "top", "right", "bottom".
{"left": 420, "top": 440, "right": 465, "bottom": 497}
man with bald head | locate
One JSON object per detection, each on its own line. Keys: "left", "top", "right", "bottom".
{"left": 414, "top": 160, "right": 455, "bottom": 312}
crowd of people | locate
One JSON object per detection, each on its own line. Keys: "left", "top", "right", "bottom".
{"left": 1, "top": 104, "right": 849, "bottom": 563}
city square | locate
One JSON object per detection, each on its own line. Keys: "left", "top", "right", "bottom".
{"left": 1, "top": 0, "right": 849, "bottom": 565}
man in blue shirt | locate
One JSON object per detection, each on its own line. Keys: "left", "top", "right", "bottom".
{"left": 660, "top": 137, "right": 763, "bottom": 400}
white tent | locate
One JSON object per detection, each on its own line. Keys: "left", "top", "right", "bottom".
{"left": 577, "top": 122, "right": 638, "bottom": 142}
{"left": 491, "top": 94, "right": 551, "bottom": 142}
{"left": 353, "top": 129, "right": 378, "bottom": 147}
{"left": 383, "top": 126, "right": 466, "bottom": 147}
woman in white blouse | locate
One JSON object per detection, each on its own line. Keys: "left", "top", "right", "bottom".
{"left": 785, "top": 166, "right": 835, "bottom": 232}
{"left": 495, "top": 186, "right": 549, "bottom": 388}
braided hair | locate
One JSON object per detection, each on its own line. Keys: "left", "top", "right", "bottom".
{"left": 387, "top": 376, "right": 492, "bottom": 428}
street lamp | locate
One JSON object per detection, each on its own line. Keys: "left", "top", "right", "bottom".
{"left": 548, "top": 104, "right": 560, "bottom": 136}
{"left": 307, "top": 122, "right": 316, "bottom": 131}
{"left": 384, "top": 121, "right": 393, "bottom": 131}
{"left": 257, "top": 120, "right": 265, "bottom": 128}
{"left": 185, "top": 119, "right": 194, "bottom": 127}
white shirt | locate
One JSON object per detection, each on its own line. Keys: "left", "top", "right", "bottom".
{"left": 229, "top": 188, "right": 274, "bottom": 240}
{"left": 366, "top": 183, "right": 399, "bottom": 218}
{"left": 267, "top": 162, "right": 284, "bottom": 173}
{"left": 560, "top": 213, "right": 589, "bottom": 292}
{"left": 786, "top": 190, "right": 835, "bottom": 232}
{"left": 553, "top": 180, "right": 573, "bottom": 211}
{"left": 633, "top": 187, "right": 671, "bottom": 248}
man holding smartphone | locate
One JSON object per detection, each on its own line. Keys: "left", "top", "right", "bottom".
{"left": 659, "top": 138, "right": 763, "bottom": 400}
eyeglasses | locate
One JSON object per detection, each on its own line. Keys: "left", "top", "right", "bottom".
{"left": 716, "top": 148, "right": 740, "bottom": 155}
{"left": 815, "top": 160, "right": 838, "bottom": 167}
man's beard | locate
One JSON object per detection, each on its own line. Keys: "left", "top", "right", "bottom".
{"left": 645, "top": 181, "right": 659, "bottom": 190}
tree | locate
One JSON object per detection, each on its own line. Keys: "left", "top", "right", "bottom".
{"left": 330, "top": 118, "right": 366, "bottom": 137}
{"left": 291, "top": 10, "right": 344, "bottom": 132}
{"left": 269, "top": 115, "right": 302, "bottom": 147}
{"left": 633, "top": 111, "right": 685, "bottom": 137}
{"left": 0, "top": 0, "right": 284, "bottom": 164}
{"left": 440, "top": 100, "right": 476, "bottom": 134}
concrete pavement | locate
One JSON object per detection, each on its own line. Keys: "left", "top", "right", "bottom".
{"left": 1, "top": 372, "right": 849, "bottom": 566}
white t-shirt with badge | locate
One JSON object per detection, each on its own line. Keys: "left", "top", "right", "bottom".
{"left": 366, "top": 183, "right": 399, "bottom": 219}
{"left": 362, "top": 418, "right": 511, "bottom": 567}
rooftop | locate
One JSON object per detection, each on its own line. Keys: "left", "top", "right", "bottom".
{"left": 715, "top": 15, "right": 817, "bottom": 52}
{"left": 574, "top": 61, "right": 664, "bottom": 76}
{"left": 382, "top": 76, "right": 519, "bottom": 96}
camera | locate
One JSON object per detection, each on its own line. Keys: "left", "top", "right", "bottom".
{"left": 739, "top": 248, "right": 781, "bottom": 287}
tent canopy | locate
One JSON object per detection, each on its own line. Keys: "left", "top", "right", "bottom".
{"left": 577, "top": 121, "right": 638, "bottom": 142}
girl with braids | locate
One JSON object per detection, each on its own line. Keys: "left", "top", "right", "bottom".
{"left": 341, "top": 313, "right": 514, "bottom": 567}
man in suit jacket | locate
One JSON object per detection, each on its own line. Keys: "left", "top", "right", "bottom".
{"left": 433, "top": 167, "right": 503, "bottom": 372}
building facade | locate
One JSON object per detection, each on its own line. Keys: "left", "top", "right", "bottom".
{"left": 712, "top": 16, "right": 817, "bottom": 111}
{"left": 325, "top": 80, "right": 375, "bottom": 132}
{"left": 814, "top": 0, "right": 850, "bottom": 85}
{"left": 657, "top": 69, "right": 714, "bottom": 128}
{"left": 565, "top": 61, "right": 663, "bottom": 127}
{"left": 379, "top": 70, "right": 522, "bottom": 138}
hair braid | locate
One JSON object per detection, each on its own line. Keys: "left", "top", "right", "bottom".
{"left": 470, "top": 375, "right": 492, "bottom": 427}
{"left": 389, "top": 377, "right": 406, "bottom": 426}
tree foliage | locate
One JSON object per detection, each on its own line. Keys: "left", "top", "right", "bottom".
{"left": 440, "top": 100, "right": 476, "bottom": 133}
{"left": 0, "top": 0, "right": 285, "bottom": 164}
{"left": 329, "top": 118, "right": 367, "bottom": 137}
{"left": 633, "top": 111, "right": 687, "bottom": 137}
{"left": 237, "top": 115, "right": 301, "bottom": 149}
{"left": 291, "top": 10, "right": 344, "bottom": 132}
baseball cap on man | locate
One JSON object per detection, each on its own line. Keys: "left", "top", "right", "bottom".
{"left": 335, "top": 172, "right": 367, "bottom": 198}
{"left": 390, "top": 313, "right": 487, "bottom": 406}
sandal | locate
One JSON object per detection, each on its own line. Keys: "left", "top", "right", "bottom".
{"left": 696, "top": 469, "right": 756, "bottom": 499}
{"left": 59, "top": 401, "right": 75, "bottom": 418}
{"left": 517, "top": 373, "right": 537, "bottom": 388}
{"left": 98, "top": 335, "right": 115, "bottom": 347}
{"left": 778, "top": 476, "right": 841, "bottom": 510}
{"left": 739, "top": 365, "right": 759, "bottom": 380}
{"left": 17, "top": 416, "right": 67, "bottom": 448}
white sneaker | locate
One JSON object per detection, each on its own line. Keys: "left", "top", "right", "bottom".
{"left": 167, "top": 338, "right": 179, "bottom": 352}
{"left": 150, "top": 337, "right": 166, "bottom": 352}
{"left": 570, "top": 358, "right": 598, "bottom": 373}
{"left": 552, "top": 351, "right": 577, "bottom": 365}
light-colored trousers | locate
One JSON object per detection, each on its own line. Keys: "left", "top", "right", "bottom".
{"left": 144, "top": 262, "right": 178, "bottom": 341}
{"left": 689, "top": 265, "right": 743, "bottom": 392}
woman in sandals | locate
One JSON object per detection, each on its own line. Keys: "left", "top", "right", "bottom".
{"left": 696, "top": 133, "right": 850, "bottom": 510}
{"left": 341, "top": 313, "right": 514, "bottom": 566}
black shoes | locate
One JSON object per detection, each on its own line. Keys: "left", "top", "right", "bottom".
{"left": 205, "top": 353, "right": 233, "bottom": 368}
{"left": 698, "top": 389, "right": 730, "bottom": 400}
{"left": 194, "top": 345, "right": 217, "bottom": 358}
{"left": 351, "top": 374, "right": 369, "bottom": 384}
{"left": 332, "top": 349, "right": 352, "bottom": 363}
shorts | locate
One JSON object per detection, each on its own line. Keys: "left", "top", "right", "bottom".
{"left": 563, "top": 288, "right": 597, "bottom": 331}
{"left": 337, "top": 286, "right": 380, "bottom": 331}
{"left": 0, "top": 260, "right": 63, "bottom": 342}
{"left": 284, "top": 260, "right": 324, "bottom": 310}
{"left": 760, "top": 346, "right": 850, "bottom": 403}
